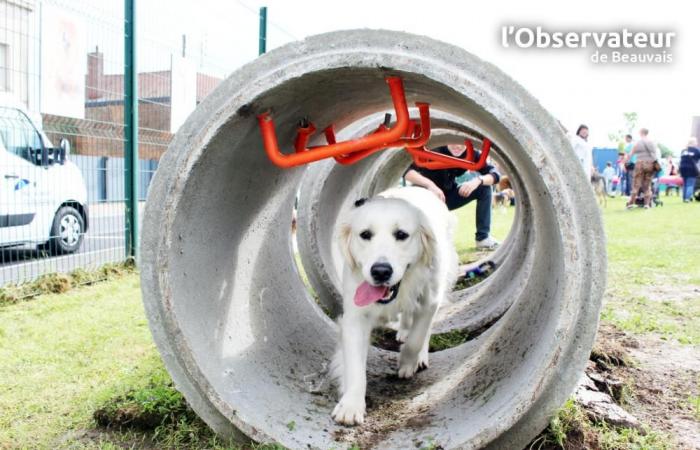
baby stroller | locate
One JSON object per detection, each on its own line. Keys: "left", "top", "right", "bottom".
{"left": 634, "top": 176, "right": 663, "bottom": 207}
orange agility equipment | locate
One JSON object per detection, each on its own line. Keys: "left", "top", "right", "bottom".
{"left": 257, "top": 76, "right": 491, "bottom": 171}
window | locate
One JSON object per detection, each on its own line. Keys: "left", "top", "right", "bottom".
{"left": 0, "top": 107, "right": 42, "bottom": 163}
{"left": 0, "top": 44, "right": 8, "bottom": 92}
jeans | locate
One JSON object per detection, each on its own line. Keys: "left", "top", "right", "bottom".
{"left": 683, "top": 176, "right": 697, "bottom": 201}
{"left": 444, "top": 184, "right": 492, "bottom": 241}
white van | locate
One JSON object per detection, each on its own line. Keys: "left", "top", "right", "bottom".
{"left": 0, "top": 98, "right": 88, "bottom": 255}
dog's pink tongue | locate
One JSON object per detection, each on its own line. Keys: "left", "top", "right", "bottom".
{"left": 354, "top": 281, "right": 389, "bottom": 307}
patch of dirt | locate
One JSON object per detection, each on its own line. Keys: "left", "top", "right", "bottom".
{"left": 621, "top": 333, "right": 700, "bottom": 449}
{"left": 592, "top": 323, "right": 700, "bottom": 449}
{"left": 93, "top": 404, "right": 165, "bottom": 430}
{"left": 526, "top": 323, "right": 699, "bottom": 449}
{"left": 331, "top": 353, "right": 441, "bottom": 449}
{"left": 590, "top": 324, "right": 637, "bottom": 369}
{"left": 638, "top": 283, "right": 700, "bottom": 303}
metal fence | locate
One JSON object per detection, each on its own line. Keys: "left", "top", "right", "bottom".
{"left": 0, "top": 0, "right": 278, "bottom": 288}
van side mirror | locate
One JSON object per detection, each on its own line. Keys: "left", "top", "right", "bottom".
{"left": 59, "top": 138, "right": 70, "bottom": 164}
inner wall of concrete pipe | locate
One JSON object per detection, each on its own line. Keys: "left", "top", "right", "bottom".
{"left": 140, "top": 30, "right": 605, "bottom": 449}
{"left": 296, "top": 118, "right": 528, "bottom": 336}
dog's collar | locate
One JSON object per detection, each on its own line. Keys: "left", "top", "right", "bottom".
{"left": 377, "top": 281, "right": 401, "bottom": 305}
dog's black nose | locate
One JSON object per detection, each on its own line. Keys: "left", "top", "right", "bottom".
{"left": 370, "top": 262, "right": 393, "bottom": 283}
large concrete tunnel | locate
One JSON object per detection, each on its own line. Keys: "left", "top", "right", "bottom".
{"left": 140, "top": 30, "right": 606, "bottom": 449}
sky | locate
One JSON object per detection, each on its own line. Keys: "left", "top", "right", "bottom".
{"left": 95, "top": 0, "right": 699, "bottom": 151}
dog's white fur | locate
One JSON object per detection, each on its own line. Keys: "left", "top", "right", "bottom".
{"left": 331, "top": 186, "right": 458, "bottom": 425}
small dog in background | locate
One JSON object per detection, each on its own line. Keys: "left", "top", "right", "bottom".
{"left": 331, "top": 186, "right": 458, "bottom": 426}
{"left": 492, "top": 175, "right": 515, "bottom": 209}
{"left": 492, "top": 188, "right": 515, "bottom": 209}
{"left": 590, "top": 171, "right": 607, "bottom": 207}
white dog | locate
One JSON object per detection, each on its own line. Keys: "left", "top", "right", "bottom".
{"left": 331, "top": 186, "right": 458, "bottom": 426}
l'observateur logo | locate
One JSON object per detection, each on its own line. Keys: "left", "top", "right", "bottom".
{"left": 501, "top": 26, "right": 675, "bottom": 64}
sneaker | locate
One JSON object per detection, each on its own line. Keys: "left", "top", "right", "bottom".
{"left": 475, "top": 236, "right": 500, "bottom": 250}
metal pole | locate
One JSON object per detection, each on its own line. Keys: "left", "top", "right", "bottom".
{"left": 124, "top": 0, "right": 139, "bottom": 261}
{"left": 258, "top": 6, "right": 267, "bottom": 55}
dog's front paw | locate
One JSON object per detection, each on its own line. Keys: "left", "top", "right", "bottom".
{"left": 332, "top": 395, "right": 366, "bottom": 426}
{"left": 398, "top": 350, "right": 429, "bottom": 379}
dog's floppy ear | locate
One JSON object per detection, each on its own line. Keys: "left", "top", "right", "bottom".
{"left": 338, "top": 223, "right": 358, "bottom": 270}
{"left": 418, "top": 220, "right": 436, "bottom": 268}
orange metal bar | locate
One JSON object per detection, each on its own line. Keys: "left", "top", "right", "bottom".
{"left": 323, "top": 125, "right": 337, "bottom": 145}
{"left": 257, "top": 76, "right": 410, "bottom": 168}
{"left": 396, "top": 102, "right": 431, "bottom": 148}
{"left": 332, "top": 122, "right": 391, "bottom": 165}
{"left": 465, "top": 139, "right": 475, "bottom": 162}
{"left": 409, "top": 138, "right": 491, "bottom": 171}
{"left": 331, "top": 103, "right": 430, "bottom": 165}
{"left": 294, "top": 121, "right": 316, "bottom": 153}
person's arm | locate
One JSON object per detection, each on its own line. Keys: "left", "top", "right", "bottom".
{"left": 457, "top": 149, "right": 501, "bottom": 197}
{"left": 405, "top": 169, "right": 445, "bottom": 202}
{"left": 457, "top": 173, "right": 496, "bottom": 198}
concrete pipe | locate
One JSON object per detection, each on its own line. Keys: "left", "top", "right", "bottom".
{"left": 141, "top": 30, "right": 606, "bottom": 449}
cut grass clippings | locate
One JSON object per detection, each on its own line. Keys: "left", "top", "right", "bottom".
{"left": 0, "top": 259, "right": 135, "bottom": 305}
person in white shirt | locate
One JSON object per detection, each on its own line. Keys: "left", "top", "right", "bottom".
{"left": 571, "top": 124, "right": 593, "bottom": 180}
{"left": 602, "top": 162, "right": 616, "bottom": 196}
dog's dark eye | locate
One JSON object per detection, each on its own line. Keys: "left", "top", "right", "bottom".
{"left": 394, "top": 230, "right": 409, "bottom": 241}
{"left": 359, "top": 230, "right": 373, "bottom": 240}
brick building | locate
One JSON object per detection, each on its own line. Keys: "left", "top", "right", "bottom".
{"left": 57, "top": 49, "right": 222, "bottom": 159}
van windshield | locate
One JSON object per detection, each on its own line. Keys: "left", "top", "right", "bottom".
{"left": 0, "top": 106, "right": 43, "bottom": 164}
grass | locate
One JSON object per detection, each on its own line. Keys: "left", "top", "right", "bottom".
{"left": 452, "top": 203, "right": 515, "bottom": 264}
{"left": 428, "top": 328, "right": 471, "bottom": 352}
{"left": 0, "top": 273, "right": 155, "bottom": 448}
{"left": 688, "top": 394, "right": 700, "bottom": 421}
{"left": 531, "top": 399, "right": 673, "bottom": 450}
{"left": 0, "top": 195, "right": 698, "bottom": 448}
{"left": 599, "top": 196, "right": 700, "bottom": 345}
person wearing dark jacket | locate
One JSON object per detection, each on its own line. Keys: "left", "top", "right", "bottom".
{"left": 679, "top": 137, "right": 700, "bottom": 202}
{"left": 404, "top": 144, "right": 501, "bottom": 249}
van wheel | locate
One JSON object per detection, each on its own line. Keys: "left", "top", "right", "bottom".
{"left": 45, "top": 206, "right": 85, "bottom": 255}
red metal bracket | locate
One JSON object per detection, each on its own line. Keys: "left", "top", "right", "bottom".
{"left": 408, "top": 138, "right": 491, "bottom": 171}
{"left": 329, "top": 102, "right": 432, "bottom": 165}
{"left": 257, "top": 76, "right": 410, "bottom": 168}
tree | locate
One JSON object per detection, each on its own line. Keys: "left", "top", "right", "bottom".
{"left": 658, "top": 143, "right": 674, "bottom": 159}
{"left": 608, "top": 112, "right": 638, "bottom": 150}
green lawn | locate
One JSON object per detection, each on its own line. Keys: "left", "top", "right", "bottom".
{"left": 600, "top": 196, "right": 700, "bottom": 345}
{"left": 0, "top": 195, "right": 698, "bottom": 449}
{"left": 0, "top": 275, "right": 168, "bottom": 449}
{"left": 452, "top": 201, "right": 515, "bottom": 264}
